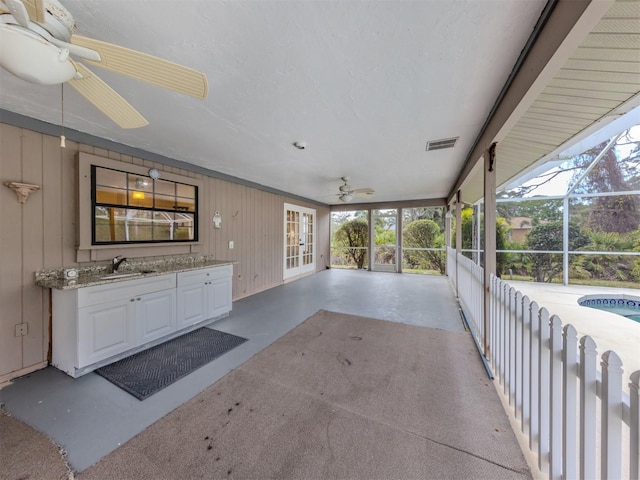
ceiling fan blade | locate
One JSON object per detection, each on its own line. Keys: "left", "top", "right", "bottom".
{"left": 20, "top": 0, "right": 44, "bottom": 23}
{"left": 68, "top": 63, "right": 149, "bottom": 129}
{"left": 354, "top": 188, "right": 375, "bottom": 197}
{"left": 70, "top": 35, "right": 209, "bottom": 99}
{"left": 3, "top": 0, "right": 30, "bottom": 26}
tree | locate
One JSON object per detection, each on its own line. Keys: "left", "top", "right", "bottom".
{"left": 526, "top": 221, "right": 590, "bottom": 282}
{"left": 570, "top": 135, "right": 640, "bottom": 234}
{"left": 452, "top": 207, "right": 510, "bottom": 275}
{"left": 402, "top": 207, "right": 445, "bottom": 225}
{"left": 574, "top": 231, "right": 636, "bottom": 282}
{"left": 402, "top": 219, "right": 445, "bottom": 273}
{"left": 333, "top": 218, "right": 369, "bottom": 268}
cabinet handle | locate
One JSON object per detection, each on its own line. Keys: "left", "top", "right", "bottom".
{"left": 137, "top": 297, "right": 141, "bottom": 301}
{"left": 130, "top": 298, "right": 135, "bottom": 302}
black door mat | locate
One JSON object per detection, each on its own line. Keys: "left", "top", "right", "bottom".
{"left": 95, "top": 327, "right": 248, "bottom": 400}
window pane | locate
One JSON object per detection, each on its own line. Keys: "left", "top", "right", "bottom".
{"left": 93, "top": 166, "right": 198, "bottom": 244}
{"left": 124, "top": 210, "right": 153, "bottom": 242}
{"left": 96, "top": 185, "right": 126, "bottom": 204}
{"left": 174, "top": 213, "right": 196, "bottom": 240}
{"left": 128, "top": 175, "right": 151, "bottom": 191}
{"left": 128, "top": 189, "right": 153, "bottom": 208}
{"left": 155, "top": 194, "right": 176, "bottom": 210}
{"left": 94, "top": 207, "right": 128, "bottom": 242}
{"left": 152, "top": 211, "right": 174, "bottom": 241}
{"left": 174, "top": 197, "right": 196, "bottom": 212}
{"left": 155, "top": 179, "right": 175, "bottom": 196}
{"left": 176, "top": 183, "right": 196, "bottom": 199}
{"left": 96, "top": 168, "right": 126, "bottom": 189}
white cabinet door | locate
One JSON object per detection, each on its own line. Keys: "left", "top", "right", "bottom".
{"left": 176, "top": 281, "right": 208, "bottom": 328}
{"left": 137, "top": 289, "right": 177, "bottom": 345}
{"left": 78, "top": 299, "right": 136, "bottom": 367}
{"left": 209, "top": 275, "right": 232, "bottom": 318}
{"left": 177, "top": 265, "right": 233, "bottom": 327}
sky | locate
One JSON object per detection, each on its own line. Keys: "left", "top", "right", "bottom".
{"left": 510, "top": 125, "right": 640, "bottom": 198}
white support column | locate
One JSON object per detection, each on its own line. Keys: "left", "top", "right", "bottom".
{"left": 483, "top": 144, "right": 497, "bottom": 357}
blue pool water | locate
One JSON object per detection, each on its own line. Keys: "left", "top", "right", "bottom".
{"left": 578, "top": 295, "right": 640, "bottom": 323}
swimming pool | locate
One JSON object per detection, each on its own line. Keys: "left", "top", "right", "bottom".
{"left": 578, "top": 294, "right": 640, "bottom": 323}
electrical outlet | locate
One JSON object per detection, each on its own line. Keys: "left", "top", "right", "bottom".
{"left": 15, "top": 323, "right": 28, "bottom": 337}
{"left": 229, "top": 240, "right": 234, "bottom": 249}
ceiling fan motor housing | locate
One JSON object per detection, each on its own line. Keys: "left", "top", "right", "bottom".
{"left": 0, "top": 24, "right": 76, "bottom": 84}
{"left": 42, "top": 0, "right": 76, "bottom": 41}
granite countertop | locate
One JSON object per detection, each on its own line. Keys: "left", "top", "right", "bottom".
{"left": 35, "top": 255, "right": 236, "bottom": 290}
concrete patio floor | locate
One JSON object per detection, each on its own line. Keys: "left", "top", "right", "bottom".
{"left": 3, "top": 268, "right": 515, "bottom": 477}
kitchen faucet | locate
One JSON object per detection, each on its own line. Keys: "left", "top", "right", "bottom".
{"left": 112, "top": 255, "right": 127, "bottom": 272}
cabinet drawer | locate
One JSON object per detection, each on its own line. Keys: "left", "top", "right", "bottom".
{"left": 177, "top": 265, "right": 232, "bottom": 287}
{"left": 78, "top": 273, "right": 176, "bottom": 307}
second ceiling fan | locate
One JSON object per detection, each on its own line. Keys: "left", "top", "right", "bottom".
{"left": 337, "top": 176, "right": 374, "bottom": 203}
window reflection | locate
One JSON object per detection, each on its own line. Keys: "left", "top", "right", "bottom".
{"left": 92, "top": 166, "right": 197, "bottom": 244}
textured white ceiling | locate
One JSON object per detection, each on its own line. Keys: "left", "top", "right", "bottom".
{"left": 0, "top": 0, "right": 548, "bottom": 204}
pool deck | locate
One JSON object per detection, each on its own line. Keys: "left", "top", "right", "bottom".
{"left": 509, "top": 281, "right": 640, "bottom": 383}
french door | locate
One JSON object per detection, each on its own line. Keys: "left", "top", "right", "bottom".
{"left": 283, "top": 203, "right": 316, "bottom": 280}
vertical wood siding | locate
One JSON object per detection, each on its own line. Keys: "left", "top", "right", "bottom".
{"left": 0, "top": 124, "right": 329, "bottom": 381}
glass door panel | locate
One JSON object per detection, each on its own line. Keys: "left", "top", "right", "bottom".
{"left": 284, "top": 204, "right": 316, "bottom": 279}
{"left": 372, "top": 209, "right": 397, "bottom": 272}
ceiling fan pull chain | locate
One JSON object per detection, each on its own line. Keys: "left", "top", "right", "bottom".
{"left": 60, "top": 83, "right": 66, "bottom": 148}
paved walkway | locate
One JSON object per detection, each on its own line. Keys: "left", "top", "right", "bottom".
{"left": 509, "top": 281, "right": 640, "bottom": 385}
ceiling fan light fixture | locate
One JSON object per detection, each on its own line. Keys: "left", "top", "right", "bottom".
{"left": 0, "top": 24, "right": 77, "bottom": 84}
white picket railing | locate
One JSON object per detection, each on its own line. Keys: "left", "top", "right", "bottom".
{"left": 447, "top": 247, "right": 484, "bottom": 346}
{"left": 447, "top": 248, "right": 640, "bottom": 479}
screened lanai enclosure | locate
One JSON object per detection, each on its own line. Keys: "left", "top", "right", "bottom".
{"left": 331, "top": 126, "right": 640, "bottom": 290}
{"left": 330, "top": 206, "right": 446, "bottom": 274}
{"left": 468, "top": 126, "right": 640, "bottom": 288}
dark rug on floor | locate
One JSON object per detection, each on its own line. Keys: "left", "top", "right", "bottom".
{"left": 95, "top": 328, "right": 248, "bottom": 400}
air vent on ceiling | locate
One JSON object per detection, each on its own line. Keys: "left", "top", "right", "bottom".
{"left": 426, "top": 137, "right": 459, "bottom": 151}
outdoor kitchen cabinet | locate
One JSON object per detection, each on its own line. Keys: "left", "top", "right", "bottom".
{"left": 49, "top": 264, "right": 233, "bottom": 378}
{"left": 176, "top": 264, "right": 233, "bottom": 328}
{"left": 53, "top": 273, "right": 176, "bottom": 377}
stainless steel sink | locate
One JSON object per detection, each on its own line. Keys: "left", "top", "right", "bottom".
{"left": 99, "top": 272, "right": 143, "bottom": 280}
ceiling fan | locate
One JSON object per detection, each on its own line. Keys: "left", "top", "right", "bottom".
{"left": 0, "top": 0, "right": 208, "bottom": 128}
{"left": 336, "top": 176, "right": 374, "bottom": 203}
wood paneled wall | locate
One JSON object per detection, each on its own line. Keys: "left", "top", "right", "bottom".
{"left": 0, "top": 123, "right": 329, "bottom": 383}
